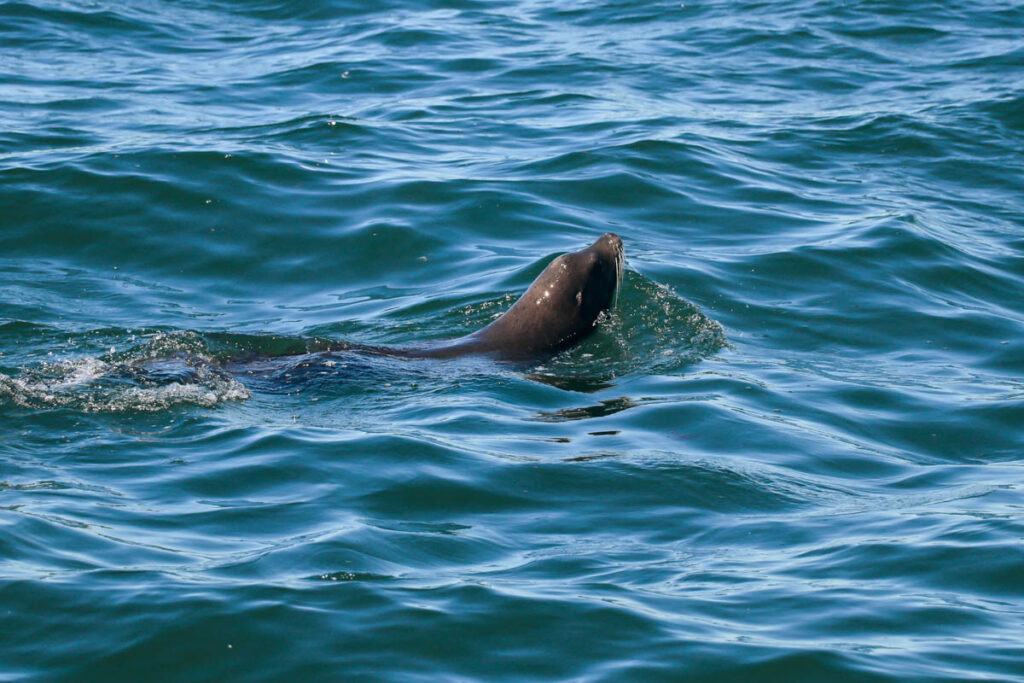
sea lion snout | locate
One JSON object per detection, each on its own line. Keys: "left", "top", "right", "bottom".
{"left": 603, "top": 232, "right": 623, "bottom": 250}
{"left": 591, "top": 233, "right": 623, "bottom": 258}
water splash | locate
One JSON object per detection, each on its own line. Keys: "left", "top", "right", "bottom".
{"left": 529, "top": 270, "right": 727, "bottom": 389}
{"left": 0, "top": 331, "right": 249, "bottom": 412}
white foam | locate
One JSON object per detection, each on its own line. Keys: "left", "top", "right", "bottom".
{"left": 0, "top": 353, "right": 250, "bottom": 413}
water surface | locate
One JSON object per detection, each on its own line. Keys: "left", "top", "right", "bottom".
{"left": 2, "top": 0, "right": 1024, "bottom": 680}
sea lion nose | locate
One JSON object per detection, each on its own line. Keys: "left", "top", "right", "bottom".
{"left": 600, "top": 233, "right": 623, "bottom": 254}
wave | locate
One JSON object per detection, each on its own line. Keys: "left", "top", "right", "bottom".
{"left": 0, "top": 268, "right": 724, "bottom": 411}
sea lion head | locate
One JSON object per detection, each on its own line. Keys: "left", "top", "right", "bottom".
{"left": 461, "top": 232, "right": 624, "bottom": 358}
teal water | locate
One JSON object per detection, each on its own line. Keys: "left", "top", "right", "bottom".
{"left": 3, "top": 0, "right": 1024, "bottom": 680}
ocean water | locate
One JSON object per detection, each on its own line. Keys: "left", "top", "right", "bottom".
{"left": 2, "top": 0, "right": 1023, "bottom": 679}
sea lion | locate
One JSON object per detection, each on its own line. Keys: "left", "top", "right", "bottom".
{"left": 401, "top": 232, "right": 624, "bottom": 360}
{"left": 222, "top": 233, "right": 624, "bottom": 374}
{"left": 10, "top": 235, "right": 626, "bottom": 407}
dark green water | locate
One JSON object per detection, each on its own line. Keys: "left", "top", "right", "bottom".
{"left": 2, "top": 0, "right": 1024, "bottom": 680}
